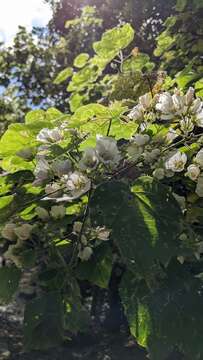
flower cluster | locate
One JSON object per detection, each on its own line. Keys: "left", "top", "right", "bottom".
{"left": 33, "top": 134, "right": 121, "bottom": 202}
{"left": 2, "top": 85, "right": 203, "bottom": 271}
{"left": 126, "top": 88, "right": 203, "bottom": 198}
{"left": 73, "top": 221, "right": 110, "bottom": 261}
{"left": 155, "top": 88, "right": 203, "bottom": 125}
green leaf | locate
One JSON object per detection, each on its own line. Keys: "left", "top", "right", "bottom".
{"left": 20, "top": 204, "right": 36, "bottom": 220}
{"left": 25, "top": 110, "right": 46, "bottom": 124}
{"left": 90, "top": 177, "right": 182, "bottom": 273}
{"left": 24, "top": 292, "right": 64, "bottom": 350}
{"left": 53, "top": 67, "right": 73, "bottom": 85}
{"left": 25, "top": 108, "right": 64, "bottom": 127}
{"left": 195, "top": 78, "right": 203, "bottom": 96}
{"left": 120, "top": 263, "right": 203, "bottom": 359}
{"left": 0, "top": 195, "right": 14, "bottom": 210}
{"left": 67, "top": 66, "right": 99, "bottom": 92}
{"left": 0, "top": 266, "right": 21, "bottom": 304}
{"left": 154, "top": 31, "right": 176, "bottom": 57}
{"left": 0, "top": 124, "right": 36, "bottom": 157}
{"left": 176, "top": 0, "right": 187, "bottom": 11}
{"left": 0, "top": 177, "right": 12, "bottom": 196}
{"left": 123, "top": 54, "right": 155, "bottom": 72}
{"left": 69, "top": 103, "right": 110, "bottom": 127}
{"left": 0, "top": 195, "right": 14, "bottom": 224}
{"left": 65, "top": 302, "right": 90, "bottom": 334}
{"left": 69, "top": 93, "right": 88, "bottom": 112}
{"left": 175, "top": 66, "right": 200, "bottom": 89}
{"left": 74, "top": 53, "right": 90, "bottom": 68}
{"left": 77, "top": 244, "right": 113, "bottom": 288}
{"left": 93, "top": 24, "right": 134, "bottom": 61}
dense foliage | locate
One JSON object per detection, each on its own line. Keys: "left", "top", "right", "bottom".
{"left": 155, "top": 0, "right": 203, "bottom": 93}
{"left": 0, "top": 1, "right": 203, "bottom": 359}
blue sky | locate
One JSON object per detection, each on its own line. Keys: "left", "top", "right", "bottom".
{"left": 0, "top": 0, "right": 52, "bottom": 45}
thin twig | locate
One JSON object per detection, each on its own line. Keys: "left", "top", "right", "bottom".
{"left": 69, "top": 184, "right": 93, "bottom": 268}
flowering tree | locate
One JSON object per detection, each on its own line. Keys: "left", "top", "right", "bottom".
{"left": 0, "top": 24, "right": 203, "bottom": 359}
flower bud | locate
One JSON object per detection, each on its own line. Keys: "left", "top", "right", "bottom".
{"left": 1, "top": 223, "right": 16, "bottom": 241}
{"left": 139, "top": 93, "right": 152, "bottom": 110}
{"left": 196, "top": 175, "right": 203, "bottom": 197}
{"left": 195, "top": 149, "right": 203, "bottom": 168}
{"left": 35, "top": 207, "right": 49, "bottom": 221}
{"left": 79, "top": 148, "right": 99, "bottom": 171}
{"left": 50, "top": 205, "right": 66, "bottom": 220}
{"left": 196, "top": 110, "right": 203, "bottom": 128}
{"left": 95, "top": 227, "right": 110, "bottom": 241}
{"left": 81, "top": 235, "right": 88, "bottom": 245}
{"left": 186, "top": 164, "right": 200, "bottom": 181}
{"left": 78, "top": 246, "right": 93, "bottom": 261}
{"left": 128, "top": 105, "right": 143, "bottom": 121}
{"left": 73, "top": 221, "right": 83, "bottom": 234}
{"left": 177, "top": 256, "right": 185, "bottom": 264}
{"left": 190, "top": 98, "right": 202, "bottom": 114}
{"left": 180, "top": 117, "right": 194, "bottom": 133}
{"left": 14, "top": 224, "right": 33, "bottom": 241}
{"left": 185, "top": 87, "right": 194, "bottom": 106}
{"left": 133, "top": 134, "right": 150, "bottom": 147}
{"left": 153, "top": 168, "right": 165, "bottom": 180}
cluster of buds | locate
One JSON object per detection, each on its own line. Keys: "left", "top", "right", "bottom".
{"left": 73, "top": 221, "right": 110, "bottom": 261}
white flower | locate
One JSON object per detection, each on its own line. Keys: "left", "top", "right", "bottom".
{"left": 128, "top": 104, "right": 143, "bottom": 121}
{"left": 78, "top": 246, "right": 93, "bottom": 261}
{"left": 156, "top": 92, "right": 174, "bottom": 119}
{"left": 1, "top": 223, "right": 16, "bottom": 241}
{"left": 177, "top": 256, "right": 185, "bottom": 264}
{"left": 195, "top": 175, "right": 203, "bottom": 197}
{"left": 63, "top": 171, "right": 91, "bottom": 200}
{"left": 73, "top": 221, "right": 83, "bottom": 234}
{"left": 143, "top": 149, "right": 160, "bottom": 163}
{"left": 184, "top": 87, "right": 195, "bottom": 106}
{"left": 52, "top": 159, "right": 72, "bottom": 177}
{"left": 180, "top": 117, "right": 194, "bottom": 133}
{"left": 153, "top": 168, "right": 165, "bottom": 180}
{"left": 37, "top": 127, "right": 63, "bottom": 143}
{"left": 127, "top": 143, "right": 143, "bottom": 161}
{"left": 172, "top": 93, "right": 185, "bottom": 114}
{"left": 166, "top": 128, "right": 178, "bottom": 143}
{"left": 132, "top": 134, "right": 150, "bottom": 147}
{"left": 179, "top": 233, "right": 188, "bottom": 241}
{"left": 50, "top": 205, "right": 66, "bottom": 220}
{"left": 45, "top": 183, "right": 62, "bottom": 197}
{"left": 165, "top": 151, "right": 187, "bottom": 172}
{"left": 35, "top": 207, "right": 49, "bottom": 221}
{"left": 186, "top": 164, "right": 200, "bottom": 181}
{"left": 139, "top": 93, "right": 152, "bottom": 110}
{"left": 96, "top": 135, "right": 120, "bottom": 167}
{"left": 196, "top": 110, "right": 203, "bottom": 128}
{"left": 14, "top": 224, "right": 33, "bottom": 241}
{"left": 33, "top": 158, "right": 51, "bottom": 186}
{"left": 190, "top": 98, "right": 202, "bottom": 114}
{"left": 194, "top": 149, "right": 203, "bottom": 168}
{"left": 81, "top": 235, "right": 88, "bottom": 245}
{"left": 79, "top": 148, "right": 99, "bottom": 170}
{"left": 95, "top": 227, "right": 110, "bottom": 241}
